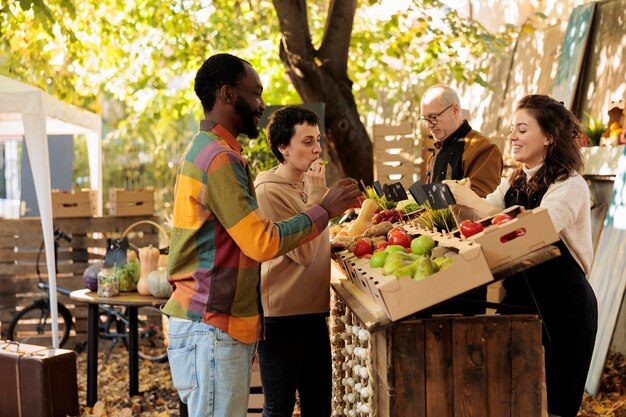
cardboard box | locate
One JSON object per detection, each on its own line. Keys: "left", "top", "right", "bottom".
{"left": 334, "top": 226, "right": 493, "bottom": 322}
{"left": 462, "top": 206, "right": 559, "bottom": 269}
{"left": 109, "top": 188, "right": 154, "bottom": 216}
{"left": 51, "top": 189, "right": 96, "bottom": 218}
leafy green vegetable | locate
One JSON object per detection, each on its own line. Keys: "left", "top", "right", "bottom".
{"left": 366, "top": 186, "right": 396, "bottom": 210}
{"left": 416, "top": 205, "right": 456, "bottom": 233}
{"left": 115, "top": 259, "right": 140, "bottom": 292}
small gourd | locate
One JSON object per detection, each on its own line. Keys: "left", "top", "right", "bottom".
{"left": 137, "top": 245, "right": 160, "bottom": 295}
{"left": 347, "top": 199, "right": 379, "bottom": 237}
{"left": 147, "top": 267, "right": 172, "bottom": 298}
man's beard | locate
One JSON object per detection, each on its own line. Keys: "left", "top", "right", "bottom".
{"left": 234, "top": 96, "right": 260, "bottom": 139}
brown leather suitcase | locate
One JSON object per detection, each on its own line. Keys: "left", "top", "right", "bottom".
{"left": 0, "top": 341, "right": 79, "bottom": 417}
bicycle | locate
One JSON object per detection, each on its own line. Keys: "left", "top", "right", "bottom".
{"left": 5, "top": 228, "right": 168, "bottom": 363}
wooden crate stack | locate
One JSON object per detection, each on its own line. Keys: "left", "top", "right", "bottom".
{"left": 0, "top": 217, "right": 159, "bottom": 345}
{"left": 373, "top": 122, "right": 416, "bottom": 190}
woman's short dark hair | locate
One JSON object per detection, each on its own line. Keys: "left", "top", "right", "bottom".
{"left": 267, "top": 106, "right": 320, "bottom": 163}
{"left": 510, "top": 94, "right": 584, "bottom": 196}
{"left": 194, "top": 54, "right": 251, "bottom": 112}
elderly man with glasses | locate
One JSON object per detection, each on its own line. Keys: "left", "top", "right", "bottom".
{"left": 418, "top": 84, "right": 503, "bottom": 317}
{"left": 420, "top": 84, "right": 502, "bottom": 198}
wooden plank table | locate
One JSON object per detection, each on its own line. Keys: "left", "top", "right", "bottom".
{"left": 69, "top": 289, "right": 167, "bottom": 406}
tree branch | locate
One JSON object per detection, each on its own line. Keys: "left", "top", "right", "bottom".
{"left": 318, "top": 0, "right": 357, "bottom": 78}
{"left": 272, "top": 0, "right": 315, "bottom": 60}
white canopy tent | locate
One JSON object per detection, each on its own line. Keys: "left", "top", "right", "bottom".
{"left": 0, "top": 75, "right": 102, "bottom": 348}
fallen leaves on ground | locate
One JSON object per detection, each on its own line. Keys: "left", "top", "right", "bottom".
{"left": 578, "top": 352, "right": 626, "bottom": 417}
{"left": 76, "top": 344, "right": 180, "bottom": 417}
{"left": 75, "top": 347, "right": 626, "bottom": 416}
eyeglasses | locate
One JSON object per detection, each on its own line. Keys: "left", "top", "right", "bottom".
{"left": 418, "top": 103, "right": 454, "bottom": 125}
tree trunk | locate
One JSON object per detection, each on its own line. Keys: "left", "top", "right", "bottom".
{"left": 272, "top": 0, "right": 373, "bottom": 184}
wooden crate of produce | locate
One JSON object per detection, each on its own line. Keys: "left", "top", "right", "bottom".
{"left": 109, "top": 188, "right": 154, "bottom": 216}
{"left": 51, "top": 189, "right": 97, "bottom": 218}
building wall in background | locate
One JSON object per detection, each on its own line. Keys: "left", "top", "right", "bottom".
{"left": 20, "top": 135, "right": 74, "bottom": 217}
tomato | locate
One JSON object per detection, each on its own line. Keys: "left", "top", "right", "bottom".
{"left": 500, "top": 228, "right": 526, "bottom": 243}
{"left": 373, "top": 241, "right": 390, "bottom": 252}
{"left": 353, "top": 238, "right": 372, "bottom": 257}
{"left": 387, "top": 231, "right": 411, "bottom": 248}
{"left": 491, "top": 213, "right": 513, "bottom": 225}
{"left": 386, "top": 226, "right": 406, "bottom": 240}
{"left": 459, "top": 220, "right": 484, "bottom": 238}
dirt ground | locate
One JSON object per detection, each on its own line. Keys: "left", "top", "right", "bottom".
{"left": 76, "top": 348, "right": 625, "bottom": 417}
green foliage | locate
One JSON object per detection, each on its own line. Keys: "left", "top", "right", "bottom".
{"left": 238, "top": 129, "right": 277, "bottom": 179}
{"left": 0, "top": 0, "right": 510, "bottom": 219}
{"left": 582, "top": 112, "right": 605, "bottom": 147}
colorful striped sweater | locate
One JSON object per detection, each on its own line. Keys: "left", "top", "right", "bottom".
{"left": 162, "top": 120, "right": 329, "bottom": 343}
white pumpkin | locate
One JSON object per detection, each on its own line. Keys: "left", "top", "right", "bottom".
{"left": 147, "top": 267, "right": 172, "bottom": 298}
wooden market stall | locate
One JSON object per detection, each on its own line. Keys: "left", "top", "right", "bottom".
{"left": 328, "top": 208, "right": 562, "bottom": 417}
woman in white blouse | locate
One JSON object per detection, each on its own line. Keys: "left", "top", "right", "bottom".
{"left": 447, "top": 95, "right": 597, "bottom": 417}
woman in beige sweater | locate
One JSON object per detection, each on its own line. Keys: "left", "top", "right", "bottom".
{"left": 254, "top": 106, "right": 331, "bottom": 417}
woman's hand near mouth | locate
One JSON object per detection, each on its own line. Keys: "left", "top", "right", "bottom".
{"left": 304, "top": 160, "right": 327, "bottom": 203}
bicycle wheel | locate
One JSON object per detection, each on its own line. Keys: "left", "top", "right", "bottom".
{"left": 122, "top": 306, "right": 168, "bottom": 363}
{"left": 6, "top": 300, "right": 73, "bottom": 348}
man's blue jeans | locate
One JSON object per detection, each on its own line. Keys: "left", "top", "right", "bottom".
{"left": 167, "top": 318, "right": 257, "bottom": 417}
{"left": 258, "top": 314, "right": 332, "bottom": 417}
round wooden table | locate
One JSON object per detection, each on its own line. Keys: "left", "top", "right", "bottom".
{"left": 69, "top": 289, "right": 168, "bottom": 406}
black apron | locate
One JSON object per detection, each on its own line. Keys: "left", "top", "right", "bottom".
{"left": 498, "top": 183, "right": 598, "bottom": 417}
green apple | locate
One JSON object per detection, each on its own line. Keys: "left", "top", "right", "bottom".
{"left": 369, "top": 251, "right": 388, "bottom": 268}
{"left": 410, "top": 235, "right": 435, "bottom": 256}
{"left": 385, "top": 244, "right": 407, "bottom": 253}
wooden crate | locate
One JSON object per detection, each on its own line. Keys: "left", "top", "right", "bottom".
{"left": 373, "top": 122, "right": 416, "bottom": 189}
{"left": 109, "top": 188, "right": 154, "bottom": 216}
{"left": 0, "top": 216, "right": 160, "bottom": 346}
{"left": 330, "top": 310, "right": 546, "bottom": 417}
{"left": 370, "top": 315, "right": 546, "bottom": 417}
{"left": 51, "top": 189, "right": 97, "bottom": 218}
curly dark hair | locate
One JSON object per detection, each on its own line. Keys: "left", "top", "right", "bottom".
{"left": 267, "top": 106, "right": 320, "bottom": 163}
{"left": 194, "top": 54, "right": 251, "bottom": 112}
{"left": 509, "top": 94, "right": 584, "bottom": 198}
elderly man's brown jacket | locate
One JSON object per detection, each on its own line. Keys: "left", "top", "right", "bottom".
{"left": 427, "top": 122, "right": 503, "bottom": 198}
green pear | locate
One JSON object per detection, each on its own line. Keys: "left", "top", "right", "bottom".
{"left": 433, "top": 257, "right": 453, "bottom": 271}
{"left": 385, "top": 251, "right": 417, "bottom": 263}
{"left": 412, "top": 255, "right": 435, "bottom": 281}
{"left": 394, "top": 262, "right": 417, "bottom": 279}
{"left": 382, "top": 258, "right": 413, "bottom": 276}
